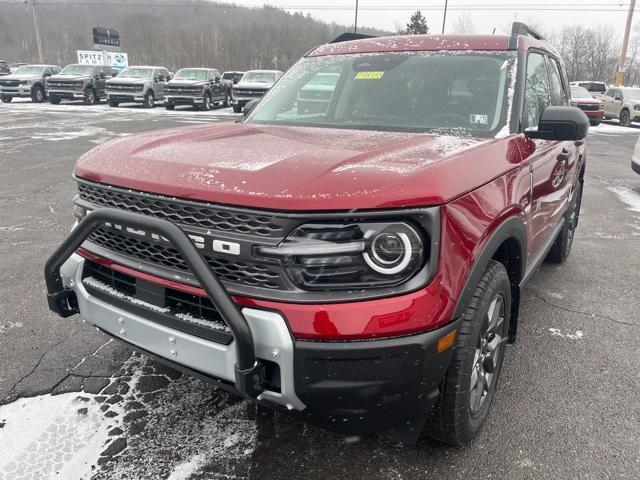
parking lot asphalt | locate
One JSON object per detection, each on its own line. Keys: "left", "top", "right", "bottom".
{"left": 0, "top": 99, "right": 638, "bottom": 480}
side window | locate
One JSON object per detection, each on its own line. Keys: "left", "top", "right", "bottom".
{"left": 546, "top": 57, "right": 567, "bottom": 106}
{"left": 523, "top": 52, "right": 552, "bottom": 129}
{"left": 605, "top": 89, "right": 615, "bottom": 98}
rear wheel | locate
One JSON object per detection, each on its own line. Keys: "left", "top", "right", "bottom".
{"left": 165, "top": 103, "right": 175, "bottom": 110}
{"left": 108, "top": 100, "right": 119, "bottom": 107}
{"left": 143, "top": 90, "right": 155, "bottom": 108}
{"left": 545, "top": 178, "right": 583, "bottom": 264}
{"left": 31, "top": 85, "right": 45, "bottom": 103}
{"left": 620, "top": 108, "right": 632, "bottom": 127}
{"left": 1, "top": 95, "right": 13, "bottom": 103}
{"left": 427, "top": 260, "right": 511, "bottom": 445}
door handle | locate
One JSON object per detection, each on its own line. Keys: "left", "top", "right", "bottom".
{"left": 558, "top": 148, "right": 572, "bottom": 162}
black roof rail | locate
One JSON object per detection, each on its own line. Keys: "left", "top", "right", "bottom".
{"left": 509, "top": 22, "right": 544, "bottom": 49}
{"left": 330, "top": 32, "right": 376, "bottom": 44}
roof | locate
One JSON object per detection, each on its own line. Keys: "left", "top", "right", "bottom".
{"left": 244, "top": 69, "right": 282, "bottom": 73}
{"left": 308, "top": 33, "right": 556, "bottom": 57}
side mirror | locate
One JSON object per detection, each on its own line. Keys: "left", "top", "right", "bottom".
{"left": 99, "top": 72, "right": 105, "bottom": 79}
{"left": 525, "top": 106, "right": 589, "bottom": 141}
{"left": 154, "top": 76, "right": 160, "bottom": 82}
{"left": 615, "top": 94, "right": 623, "bottom": 101}
{"left": 243, "top": 99, "right": 259, "bottom": 116}
{"left": 233, "top": 79, "right": 239, "bottom": 85}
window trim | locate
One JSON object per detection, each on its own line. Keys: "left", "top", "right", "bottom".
{"left": 521, "top": 49, "right": 554, "bottom": 131}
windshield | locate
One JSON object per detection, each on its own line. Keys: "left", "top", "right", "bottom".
{"left": 61, "top": 64, "right": 95, "bottom": 75}
{"left": 14, "top": 65, "right": 45, "bottom": 75}
{"left": 623, "top": 88, "right": 640, "bottom": 101}
{"left": 580, "top": 82, "right": 606, "bottom": 93}
{"left": 223, "top": 72, "right": 244, "bottom": 82}
{"left": 242, "top": 71, "right": 276, "bottom": 83}
{"left": 174, "top": 69, "right": 209, "bottom": 81}
{"left": 247, "top": 52, "right": 514, "bottom": 135}
{"left": 571, "top": 86, "right": 592, "bottom": 98}
{"left": 118, "top": 67, "right": 154, "bottom": 79}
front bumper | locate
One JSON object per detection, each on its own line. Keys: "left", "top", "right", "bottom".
{"left": 233, "top": 96, "right": 262, "bottom": 106}
{"left": 106, "top": 92, "right": 145, "bottom": 103}
{"left": 584, "top": 109, "right": 604, "bottom": 119}
{"left": 47, "top": 89, "right": 85, "bottom": 99}
{"left": 45, "top": 208, "right": 457, "bottom": 440}
{"left": 0, "top": 85, "right": 31, "bottom": 97}
{"left": 165, "top": 95, "right": 204, "bottom": 105}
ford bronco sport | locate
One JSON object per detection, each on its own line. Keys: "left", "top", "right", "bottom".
{"left": 46, "top": 23, "right": 588, "bottom": 445}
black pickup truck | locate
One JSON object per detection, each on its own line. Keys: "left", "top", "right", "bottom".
{"left": 164, "top": 68, "right": 231, "bottom": 111}
{"left": 47, "top": 64, "right": 116, "bottom": 105}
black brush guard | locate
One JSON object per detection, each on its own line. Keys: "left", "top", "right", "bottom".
{"left": 44, "top": 207, "right": 266, "bottom": 398}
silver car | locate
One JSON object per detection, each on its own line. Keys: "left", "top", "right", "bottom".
{"left": 105, "top": 66, "right": 171, "bottom": 108}
{"left": 0, "top": 64, "right": 61, "bottom": 103}
{"left": 231, "top": 69, "right": 282, "bottom": 113}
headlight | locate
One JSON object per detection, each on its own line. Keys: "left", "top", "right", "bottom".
{"left": 73, "top": 81, "right": 84, "bottom": 88}
{"left": 634, "top": 104, "right": 640, "bottom": 111}
{"left": 20, "top": 80, "right": 32, "bottom": 85}
{"left": 135, "top": 85, "right": 144, "bottom": 92}
{"left": 259, "top": 221, "right": 425, "bottom": 290}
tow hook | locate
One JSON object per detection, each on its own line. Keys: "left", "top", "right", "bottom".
{"left": 47, "top": 287, "right": 79, "bottom": 318}
{"left": 235, "top": 361, "right": 266, "bottom": 398}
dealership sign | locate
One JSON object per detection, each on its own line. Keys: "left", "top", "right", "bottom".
{"left": 92, "top": 27, "right": 120, "bottom": 51}
{"left": 77, "top": 50, "right": 129, "bottom": 70}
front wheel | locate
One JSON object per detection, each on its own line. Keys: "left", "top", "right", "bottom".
{"left": 200, "top": 92, "right": 212, "bottom": 111}
{"left": 545, "top": 178, "right": 583, "bottom": 264}
{"left": 108, "top": 100, "right": 119, "bottom": 107}
{"left": 143, "top": 91, "right": 155, "bottom": 108}
{"left": 427, "top": 260, "right": 511, "bottom": 445}
{"left": 620, "top": 108, "right": 632, "bottom": 127}
{"left": 31, "top": 85, "right": 45, "bottom": 103}
{"left": 84, "top": 88, "right": 97, "bottom": 105}
{"left": 1, "top": 95, "right": 13, "bottom": 103}
{"left": 589, "top": 120, "right": 600, "bottom": 126}
{"left": 223, "top": 92, "right": 231, "bottom": 108}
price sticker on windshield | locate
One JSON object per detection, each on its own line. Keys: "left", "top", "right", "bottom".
{"left": 355, "top": 71, "right": 385, "bottom": 80}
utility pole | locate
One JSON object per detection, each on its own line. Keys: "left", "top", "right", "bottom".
{"left": 442, "top": 0, "right": 448, "bottom": 34}
{"left": 354, "top": 0, "right": 359, "bottom": 34}
{"left": 615, "top": 0, "right": 636, "bottom": 86}
{"left": 30, "top": 0, "right": 44, "bottom": 64}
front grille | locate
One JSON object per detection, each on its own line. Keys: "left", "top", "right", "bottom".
{"left": 166, "top": 86, "right": 202, "bottom": 94}
{"left": 48, "top": 82, "right": 75, "bottom": 89}
{"left": 0, "top": 80, "right": 19, "bottom": 87}
{"left": 577, "top": 103, "right": 600, "bottom": 112}
{"left": 233, "top": 88, "right": 267, "bottom": 97}
{"left": 82, "top": 259, "right": 233, "bottom": 344}
{"left": 107, "top": 84, "right": 137, "bottom": 91}
{"left": 78, "top": 182, "right": 286, "bottom": 237}
{"left": 87, "top": 227, "right": 283, "bottom": 289}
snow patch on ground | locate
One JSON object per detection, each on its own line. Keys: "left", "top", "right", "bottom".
{"left": 608, "top": 187, "right": 640, "bottom": 212}
{"left": 0, "top": 321, "right": 23, "bottom": 334}
{"left": 0, "top": 392, "right": 124, "bottom": 480}
{"left": 549, "top": 328, "right": 585, "bottom": 340}
{"left": 590, "top": 122, "right": 640, "bottom": 135}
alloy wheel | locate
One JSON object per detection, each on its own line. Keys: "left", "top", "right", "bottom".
{"left": 469, "top": 294, "right": 505, "bottom": 414}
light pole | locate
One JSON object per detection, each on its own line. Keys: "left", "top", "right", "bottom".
{"left": 442, "top": 0, "right": 448, "bottom": 34}
{"left": 354, "top": 0, "right": 359, "bottom": 34}
{"left": 615, "top": 0, "right": 636, "bottom": 86}
{"left": 29, "top": 0, "right": 44, "bottom": 64}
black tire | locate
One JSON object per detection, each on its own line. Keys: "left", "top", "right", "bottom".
{"left": 31, "top": 84, "right": 45, "bottom": 103}
{"left": 165, "top": 103, "right": 175, "bottom": 110}
{"left": 143, "top": 90, "right": 155, "bottom": 108}
{"left": 1, "top": 95, "right": 13, "bottom": 103}
{"left": 619, "top": 108, "right": 632, "bottom": 127}
{"left": 84, "top": 87, "right": 97, "bottom": 105}
{"left": 223, "top": 91, "right": 231, "bottom": 108}
{"left": 49, "top": 96, "right": 61, "bottom": 105}
{"left": 589, "top": 120, "right": 600, "bottom": 126}
{"left": 108, "top": 100, "right": 119, "bottom": 107}
{"left": 200, "top": 92, "right": 212, "bottom": 111}
{"left": 545, "top": 178, "right": 583, "bottom": 264}
{"left": 233, "top": 105, "right": 242, "bottom": 113}
{"left": 427, "top": 260, "right": 511, "bottom": 446}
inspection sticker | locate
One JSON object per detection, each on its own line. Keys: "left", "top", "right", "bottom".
{"left": 355, "top": 71, "right": 385, "bottom": 80}
{"left": 470, "top": 114, "right": 488, "bottom": 125}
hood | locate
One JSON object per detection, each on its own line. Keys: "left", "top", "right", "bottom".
{"left": 235, "top": 81, "right": 272, "bottom": 89}
{"left": 106, "top": 77, "right": 147, "bottom": 85}
{"left": 572, "top": 97, "right": 600, "bottom": 104}
{"left": 167, "top": 80, "right": 207, "bottom": 86}
{"left": 0, "top": 73, "right": 41, "bottom": 81}
{"left": 49, "top": 74, "right": 90, "bottom": 81}
{"left": 75, "top": 123, "right": 522, "bottom": 210}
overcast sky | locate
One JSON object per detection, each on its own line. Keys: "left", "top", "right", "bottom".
{"left": 238, "top": 0, "right": 635, "bottom": 35}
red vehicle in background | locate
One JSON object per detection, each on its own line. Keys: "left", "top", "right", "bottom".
{"left": 571, "top": 85, "right": 604, "bottom": 126}
{"left": 45, "top": 23, "right": 589, "bottom": 445}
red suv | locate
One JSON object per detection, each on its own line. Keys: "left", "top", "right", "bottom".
{"left": 46, "top": 23, "right": 588, "bottom": 445}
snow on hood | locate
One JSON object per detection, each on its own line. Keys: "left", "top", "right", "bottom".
{"left": 0, "top": 73, "right": 42, "bottom": 81}
{"left": 168, "top": 79, "right": 207, "bottom": 86}
{"left": 49, "top": 73, "right": 91, "bottom": 80}
{"left": 75, "top": 123, "right": 513, "bottom": 210}
{"left": 235, "top": 81, "right": 273, "bottom": 89}
{"left": 107, "top": 77, "right": 147, "bottom": 85}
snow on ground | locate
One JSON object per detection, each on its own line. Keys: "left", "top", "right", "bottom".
{"left": 0, "top": 355, "right": 256, "bottom": 480}
{"left": 588, "top": 120, "right": 640, "bottom": 135}
{"left": 608, "top": 186, "right": 640, "bottom": 213}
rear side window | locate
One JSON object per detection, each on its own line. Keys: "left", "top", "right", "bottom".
{"left": 524, "top": 52, "right": 552, "bottom": 129}
{"left": 605, "top": 89, "right": 615, "bottom": 98}
{"left": 546, "top": 57, "right": 567, "bottom": 106}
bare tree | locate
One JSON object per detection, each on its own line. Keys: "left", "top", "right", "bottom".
{"left": 452, "top": 13, "right": 475, "bottom": 34}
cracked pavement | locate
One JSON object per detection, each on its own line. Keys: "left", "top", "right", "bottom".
{"left": 0, "top": 101, "right": 638, "bottom": 479}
